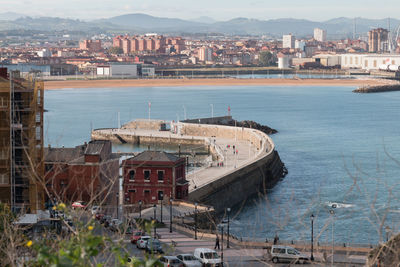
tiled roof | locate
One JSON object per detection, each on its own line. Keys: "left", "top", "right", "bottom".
{"left": 44, "top": 146, "right": 85, "bottom": 163}
{"left": 132, "top": 151, "right": 180, "bottom": 163}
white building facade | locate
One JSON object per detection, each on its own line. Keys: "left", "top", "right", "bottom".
{"left": 314, "top": 28, "right": 327, "bottom": 42}
{"left": 341, "top": 54, "right": 400, "bottom": 70}
{"left": 282, "top": 34, "right": 295, "bottom": 49}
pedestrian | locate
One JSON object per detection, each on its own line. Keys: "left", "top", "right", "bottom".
{"left": 214, "top": 235, "right": 220, "bottom": 250}
{"left": 273, "top": 234, "right": 279, "bottom": 245}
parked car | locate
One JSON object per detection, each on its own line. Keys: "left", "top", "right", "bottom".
{"left": 109, "top": 219, "right": 123, "bottom": 231}
{"left": 159, "top": 256, "right": 184, "bottom": 267}
{"left": 95, "top": 212, "right": 105, "bottom": 221}
{"left": 71, "top": 201, "right": 86, "bottom": 209}
{"left": 91, "top": 206, "right": 100, "bottom": 215}
{"left": 176, "top": 254, "right": 202, "bottom": 267}
{"left": 101, "top": 215, "right": 112, "bottom": 227}
{"left": 193, "top": 248, "right": 222, "bottom": 267}
{"left": 137, "top": 236, "right": 151, "bottom": 249}
{"left": 130, "top": 231, "right": 146, "bottom": 244}
{"left": 270, "top": 245, "right": 309, "bottom": 264}
{"left": 145, "top": 238, "right": 163, "bottom": 254}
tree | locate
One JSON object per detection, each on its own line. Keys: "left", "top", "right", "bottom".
{"left": 109, "top": 47, "right": 124, "bottom": 55}
{"left": 259, "top": 51, "right": 274, "bottom": 66}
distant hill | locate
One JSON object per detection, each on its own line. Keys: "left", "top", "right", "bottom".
{"left": 0, "top": 12, "right": 25, "bottom": 21}
{"left": 96, "top": 13, "right": 207, "bottom": 32}
{"left": 0, "top": 13, "right": 399, "bottom": 38}
{"left": 190, "top": 16, "right": 218, "bottom": 24}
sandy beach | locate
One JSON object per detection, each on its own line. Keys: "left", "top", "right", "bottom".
{"left": 44, "top": 77, "right": 387, "bottom": 90}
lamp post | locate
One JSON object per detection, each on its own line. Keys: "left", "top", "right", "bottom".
{"left": 310, "top": 214, "right": 314, "bottom": 261}
{"left": 385, "top": 226, "right": 391, "bottom": 242}
{"left": 227, "top": 208, "right": 231, "bottom": 248}
{"left": 330, "top": 209, "right": 335, "bottom": 267}
{"left": 160, "top": 192, "right": 164, "bottom": 224}
{"left": 116, "top": 193, "right": 119, "bottom": 220}
{"left": 153, "top": 204, "right": 157, "bottom": 238}
{"left": 221, "top": 226, "right": 224, "bottom": 264}
{"left": 194, "top": 202, "right": 198, "bottom": 240}
{"left": 138, "top": 200, "right": 142, "bottom": 219}
{"left": 169, "top": 197, "right": 173, "bottom": 233}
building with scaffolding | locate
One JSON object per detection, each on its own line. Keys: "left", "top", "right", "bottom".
{"left": 0, "top": 68, "right": 44, "bottom": 214}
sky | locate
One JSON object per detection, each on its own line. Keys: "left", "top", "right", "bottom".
{"left": 1, "top": 0, "right": 400, "bottom": 21}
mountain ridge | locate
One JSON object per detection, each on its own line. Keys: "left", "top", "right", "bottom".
{"left": 0, "top": 13, "right": 399, "bottom": 37}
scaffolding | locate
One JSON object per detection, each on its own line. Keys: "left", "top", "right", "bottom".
{"left": 0, "top": 69, "right": 44, "bottom": 213}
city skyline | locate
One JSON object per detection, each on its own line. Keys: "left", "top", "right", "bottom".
{"left": 1, "top": 0, "right": 400, "bottom": 22}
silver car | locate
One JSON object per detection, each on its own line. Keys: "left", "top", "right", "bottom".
{"left": 177, "top": 254, "right": 202, "bottom": 267}
{"left": 270, "top": 245, "right": 309, "bottom": 264}
{"left": 159, "top": 256, "right": 184, "bottom": 267}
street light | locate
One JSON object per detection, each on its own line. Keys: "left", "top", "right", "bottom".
{"left": 160, "top": 192, "right": 164, "bottom": 224}
{"left": 227, "top": 208, "right": 231, "bottom": 248}
{"left": 330, "top": 208, "right": 335, "bottom": 267}
{"left": 153, "top": 204, "right": 157, "bottom": 238}
{"left": 385, "top": 226, "right": 391, "bottom": 242}
{"left": 194, "top": 202, "right": 198, "bottom": 240}
{"left": 221, "top": 226, "right": 224, "bottom": 264}
{"left": 170, "top": 197, "right": 173, "bottom": 233}
{"left": 310, "top": 214, "right": 314, "bottom": 261}
{"left": 116, "top": 193, "right": 119, "bottom": 220}
{"left": 138, "top": 200, "right": 142, "bottom": 219}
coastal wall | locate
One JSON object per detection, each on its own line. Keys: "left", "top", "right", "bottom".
{"left": 178, "top": 123, "right": 285, "bottom": 212}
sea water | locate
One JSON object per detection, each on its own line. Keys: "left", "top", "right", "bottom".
{"left": 44, "top": 85, "right": 400, "bottom": 244}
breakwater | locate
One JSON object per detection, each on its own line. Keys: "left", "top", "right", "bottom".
{"left": 353, "top": 83, "right": 400, "bottom": 93}
{"left": 91, "top": 119, "right": 286, "bottom": 213}
{"left": 180, "top": 122, "right": 285, "bottom": 212}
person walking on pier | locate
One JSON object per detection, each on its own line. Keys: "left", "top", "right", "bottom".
{"left": 214, "top": 235, "right": 220, "bottom": 250}
{"left": 273, "top": 234, "right": 279, "bottom": 245}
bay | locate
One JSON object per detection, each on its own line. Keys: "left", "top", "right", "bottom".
{"left": 44, "top": 85, "right": 400, "bottom": 245}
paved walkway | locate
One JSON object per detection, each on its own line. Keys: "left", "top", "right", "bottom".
{"left": 154, "top": 226, "right": 366, "bottom": 266}
{"left": 188, "top": 137, "right": 260, "bottom": 191}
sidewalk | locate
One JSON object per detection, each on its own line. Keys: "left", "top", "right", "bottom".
{"left": 154, "top": 226, "right": 367, "bottom": 266}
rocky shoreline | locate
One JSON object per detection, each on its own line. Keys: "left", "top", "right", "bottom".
{"left": 353, "top": 84, "right": 400, "bottom": 93}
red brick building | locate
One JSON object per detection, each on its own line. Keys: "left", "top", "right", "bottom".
{"left": 79, "top": 40, "right": 102, "bottom": 52}
{"left": 44, "top": 140, "right": 119, "bottom": 205}
{"left": 123, "top": 151, "right": 188, "bottom": 204}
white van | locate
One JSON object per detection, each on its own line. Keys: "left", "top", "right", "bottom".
{"left": 193, "top": 248, "right": 222, "bottom": 267}
{"left": 270, "top": 245, "right": 309, "bottom": 264}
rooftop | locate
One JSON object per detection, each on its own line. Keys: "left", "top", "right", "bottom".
{"left": 130, "top": 150, "right": 181, "bottom": 163}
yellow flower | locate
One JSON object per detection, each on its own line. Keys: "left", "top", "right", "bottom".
{"left": 52, "top": 206, "right": 56, "bottom": 210}
{"left": 88, "top": 225, "right": 94, "bottom": 231}
{"left": 26, "top": 240, "right": 33, "bottom": 247}
{"left": 58, "top": 203, "right": 66, "bottom": 209}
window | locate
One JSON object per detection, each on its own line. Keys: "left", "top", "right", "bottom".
{"left": 158, "top": 191, "right": 164, "bottom": 200}
{"left": 45, "top": 164, "right": 53, "bottom": 173}
{"left": 144, "top": 170, "right": 150, "bottom": 181}
{"left": 355, "top": 57, "right": 358, "bottom": 65}
{"left": 374, "top": 60, "right": 377, "bottom": 67}
{"left": 144, "top": 189, "right": 151, "bottom": 194}
{"left": 157, "top": 170, "right": 164, "bottom": 182}
{"left": 365, "top": 60, "right": 368, "bottom": 67}
{"left": 129, "top": 170, "right": 135, "bottom": 181}
{"left": 128, "top": 189, "right": 136, "bottom": 193}
{"left": 350, "top": 57, "right": 353, "bottom": 64}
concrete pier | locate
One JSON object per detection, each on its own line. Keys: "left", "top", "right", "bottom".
{"left": 91, "top": 119, "right": 285, "bottom": 213}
